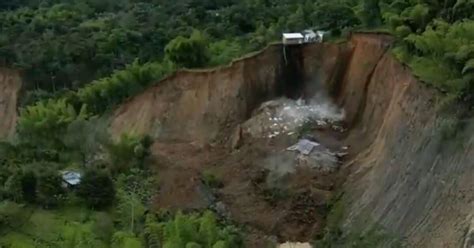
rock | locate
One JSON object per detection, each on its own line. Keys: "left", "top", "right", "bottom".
{"left": 213, "top": 201, "right": 231, "bottom": 219}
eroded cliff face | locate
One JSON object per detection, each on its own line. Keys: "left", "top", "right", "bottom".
{"left": 0, "top": 68, "right": 22, "bottom": 140}
{"left": 110, "top": 43, "right": 348, "bottom": 144}
{"left": 333, "top": 34, "right": 474, "bottom": 248}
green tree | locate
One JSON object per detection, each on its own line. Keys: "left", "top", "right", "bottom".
{"left": 77, "top": 169, "right": 116, "bottom": 209}
{"left": 286, "top": 5, "right": 306, "bottom": 31}
{"left": 165, "top": 30, "right": 210, "bottom": 68}
{"left": 311, "top": 0, "right": 359, "bottom": 34}
{"left": 111, "top": 231, "right": 143, "bottom": 248}
{"left": 62, "top": 117, "right": 110, "bottom": 167}
{"left": 0, "top": 201, "right": 28, "bottom": 231}
{"left": 37, "top": 169, "right": 65, "bottom": 208}
{"left": 116, "top": 190, "right": 146, "bottom": 234}
{"left": 17, "top": 98, "right": 89, "bottom": 149}
{"left": 3, "top": 172, "right": 23, "bottom": 202}
{"left": 106, "top": 133, "right": 152, "bottom": 173}
{"left": 355, "top": 0, "right": 382, "bottom": 27}
{"left": 155, "top": 211, "right": 242, "bottom": 248}
{"left": 20, "top": 170, "right": 37, "bottom": 203}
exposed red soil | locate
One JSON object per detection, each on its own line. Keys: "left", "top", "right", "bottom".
{"left": 150, "top": 133, "right": 346, "bottom": 246}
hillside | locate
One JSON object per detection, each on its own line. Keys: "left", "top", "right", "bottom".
{"left": 106, "top": 33, "right": 474, "bottom": 247}
{"left": 0, "top": 0, "right": 473, "bottom": 248}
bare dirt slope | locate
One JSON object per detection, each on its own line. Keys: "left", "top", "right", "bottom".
{"left": 110, "top": 43, "right": 348, "bottom": 145}
{"left": 111, "top": 42, "right": 349, "bottom": 246}
{"left": 334, "top": 34, "right": 474, "bottom": 248}
{"left": 110, "top": 33, "right": 473, "bottom": 247}
{"left": 111, "top": 45, "right": 285, "bottom": 145}
{"left": 0, "top": 68, "right": 22, "bottom": 140}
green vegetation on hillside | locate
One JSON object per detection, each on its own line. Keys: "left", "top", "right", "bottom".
{"left": 0, "top": 0, "right": 334, "bottom": 94}
{"left": 381, "top": 0, "right": 474, "bottom": 101}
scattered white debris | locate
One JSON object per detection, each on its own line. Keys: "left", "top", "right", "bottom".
{"left": 296, "top": 98, "right": 305, "bottom": 106}
{"left": 243, "top": 97, "right": 345, "bottom": 139}
{"left": 278, "top": 242, "right": 312, "bottom": 248}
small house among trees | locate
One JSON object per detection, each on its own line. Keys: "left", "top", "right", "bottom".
{"left": 282, "top": 30, "right": 325, "bottom": 45}
{"left": 61, "top": 171, "right": 82, "bottom": 189}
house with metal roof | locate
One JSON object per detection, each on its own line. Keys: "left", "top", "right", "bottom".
{"left": 61, "top": 171, "right": 82, "bottom": 188}
{"left": 282, "top": 33, "right": 304, "bottom": 45}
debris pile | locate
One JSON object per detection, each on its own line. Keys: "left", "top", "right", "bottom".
{"left": 241, "top": 98, "right": 345, "bottom": 139}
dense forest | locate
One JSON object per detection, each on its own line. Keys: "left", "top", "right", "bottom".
{"left": 0, "top": 0, "right": 473, "bottom": 247}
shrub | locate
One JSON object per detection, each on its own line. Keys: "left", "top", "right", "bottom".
{"left": 2, "top": 171, "right": 23, "bottom": 202}
{"left": 77, "top": 60, "right": 175, "bottom": 114}
{"left": 115, "top": 168, "right": 156, "bottom": 203}
{"left": 62, "top": 117, "right": 110, "bottom": 167}
{"left": 394, "top": 25, "right": 411, "bottom": 38}
{"left": 202, "top": 170, "right": 223, "bottom": 189}
{"left": 143, "top": 214, "right": 162, "bottom": 248}
{"left": 0, "top": 201, "right": 28, "bottom": 231}
{"left": 401, "top": 20, "right": 474, "bottom": 98}
{"left": 115, "top": 189, "right": 146, "bottom": 234}
{"left": 144, "top": 211, "right": 243, "bottom": 248}
{"left": 77, "top": 169, "right": 115, "bottom": 209}
{"left": 93, "top": 212, "right": 115, "bottom": 243}
{"left": 208, "top": 40, "right": 245, "bottom": 66}
{"left": 165, "top": 30, "right": 210, "bottom": 68}
{"left": 107, "top": 133, "right": 152, "bottom": 173}
{"left": 186, "top": 242, "right": 203, "bottom": 248}
{"left": 20, "top": 170, "right": 37, "bottom": 203}
{"left": 37, "top": 169, "right": 65, "bottom": 208}
{"left": 60, "top": 222, "right": 103, "bottom": 248}
{"left": 112, "top": 231, "right": 143, "bottom": 248}
{"left": 17, "top": 98, "right": 90, "bottom": 149}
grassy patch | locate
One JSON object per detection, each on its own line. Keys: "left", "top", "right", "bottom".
{"left": 0, "top": 232, "right": 37, "bottom": 248}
